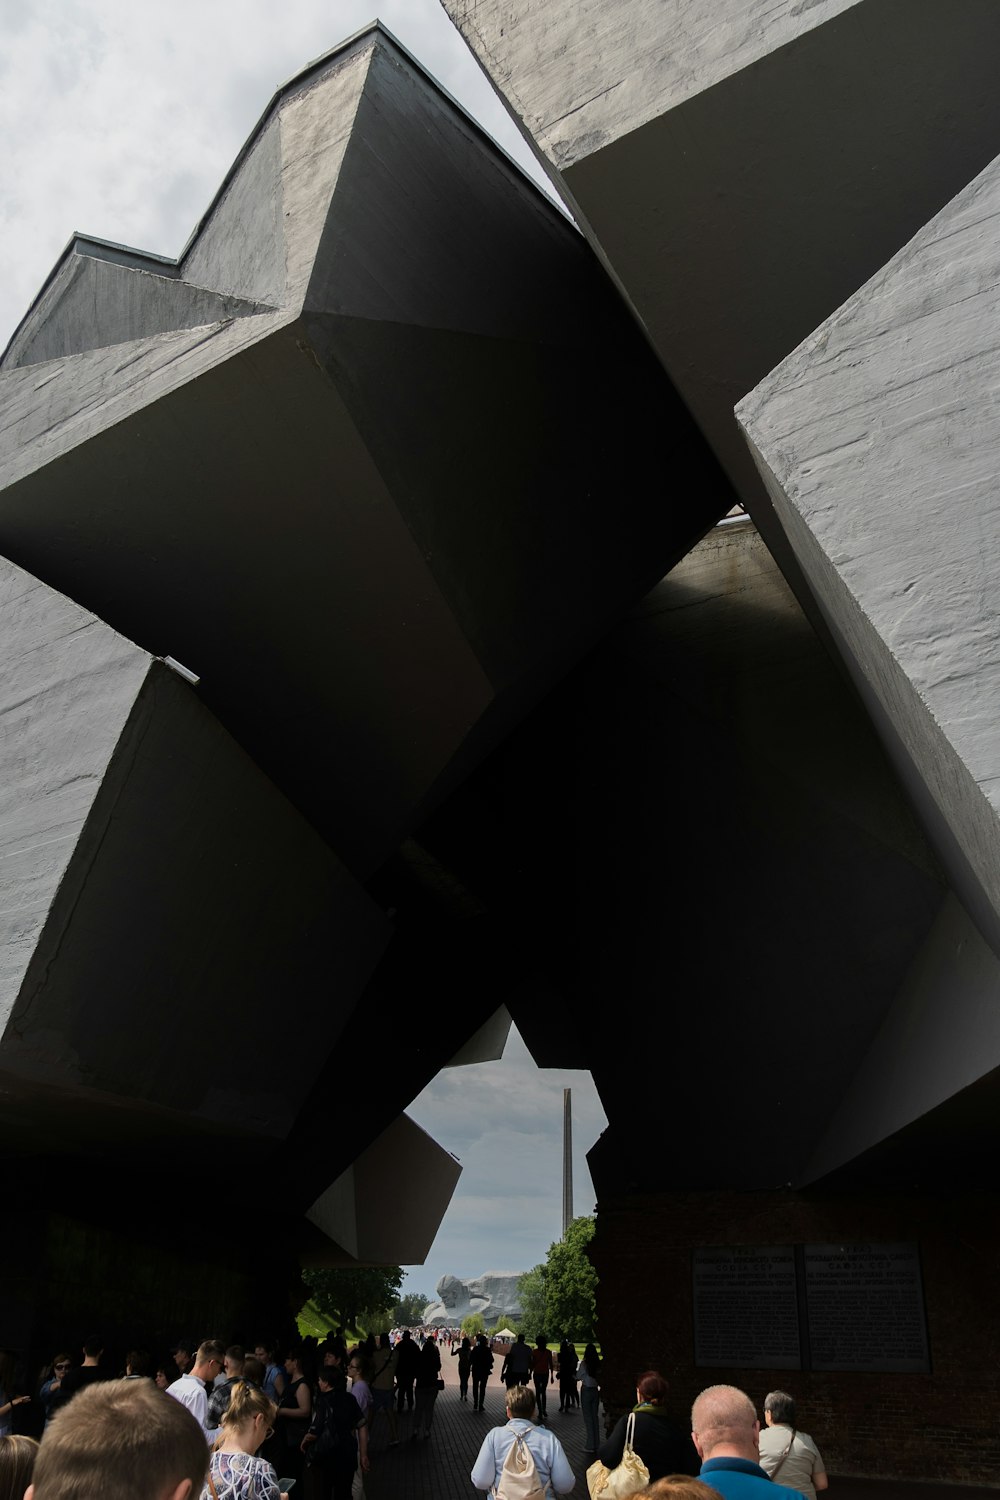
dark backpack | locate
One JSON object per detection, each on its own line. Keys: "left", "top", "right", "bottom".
{"left": 312, "top": 1389, "right": 360, "bottom": 1464}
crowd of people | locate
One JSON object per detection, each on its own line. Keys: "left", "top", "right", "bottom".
{"left": 471, "top": 1368, "right": 827, "bottom": 1500}
{"left": 1, "top": 1334, "right": 385, "bottom": 1500}
{"left": 0, "top": 1330, "right": 827, "bottom": 1500}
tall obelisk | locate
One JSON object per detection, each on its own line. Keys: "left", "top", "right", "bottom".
{"left": 562, "top": 1087, "right": 573, "bottom": 1237}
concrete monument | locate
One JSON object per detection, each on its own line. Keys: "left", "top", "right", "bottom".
{"left": 422, "top": 1272, "right": 524, "bottom": 1328}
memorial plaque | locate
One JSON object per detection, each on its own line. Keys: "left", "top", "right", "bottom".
{"left": 804, "top": 1243, "right": 930, "bottom": 1373}
{"left": 693, "top": 1245, "right": 801, "bottom": 1368}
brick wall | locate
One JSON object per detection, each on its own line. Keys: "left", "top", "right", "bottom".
{"left": 591, "top": 1188, "right": 1000, "bottom": 1486}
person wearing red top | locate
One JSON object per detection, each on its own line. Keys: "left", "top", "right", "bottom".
{"left": 530, "top": 1338, "right": 554, "bottom": 1421}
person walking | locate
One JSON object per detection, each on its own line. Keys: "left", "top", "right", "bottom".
{"left": 394, "top": 1331, "right": 419, "bottom": 1414}
{"left": 471, "top": 1384, "right": 575, "bottom": 1498}
{"left": 531, "top": 1337, "right": 555, "bottom": 1421}
{"left": 453, "top": 1336, "right": 472, "bottom": 1402}
{"left": 577, "top": 1343, "right": 602, "bottom": 1452}
{"left": 412, "top": 1334, "right": 441, "bottom": 1441}
{"left": 556, "top": 1339, "right": 577, "bottom": 1412}
{"left": 501, "top": 1334, "right": 532, "bottom": 1392}
{"left": 470, "top": 1334, "right": 494, "bottom": 1412}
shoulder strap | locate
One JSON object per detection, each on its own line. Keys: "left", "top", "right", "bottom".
{"left": 624, "top": 1410, "right": 637, "bottom": 1454}
{"left": 771, "top": 1428, "right": 796, "bottom": 1477}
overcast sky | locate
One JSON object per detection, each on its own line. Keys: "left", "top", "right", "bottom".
{"left": 0, "top": 0, "right": 557, "bottom": 350}
{"left": 400, "top": 1023, "right": 608, "bottom": 1307}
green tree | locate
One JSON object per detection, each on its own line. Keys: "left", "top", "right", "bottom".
{"left": 514, "top": 1218, "right": 598, "bottom": 1341}
{"left": 461, "top": 1312, "right": 486, "bottom": 1336}
{"left": 392, "top": 1290, "right": 431, "bottom": 1326}
{"left": 303, "top": 1265, "right": 404, "bottom": 1331}
{"left": 545, "top": 1217, "right": 597, "bottom": 1341}
{"left": 515, "top": 1264, "right": 548, "bottom": 1338}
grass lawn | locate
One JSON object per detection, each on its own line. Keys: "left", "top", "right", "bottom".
{"left": 295, "top": 1301, "right": 371, "bottom": 1343}
{"left": 297, "top": 1299, "right": 341, "bottom": 1339}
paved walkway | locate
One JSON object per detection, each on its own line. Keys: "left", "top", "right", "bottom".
{"left": 362, "top": 1355, "right": 597, "bottom": 1499}
{"left": 358, "top": 1356, "right": 999, "bottom": 1498}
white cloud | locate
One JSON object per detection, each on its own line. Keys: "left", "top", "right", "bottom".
{"left": 402, "top": 1024, "right": 607, "bottom": 1298}
{"left": 0, "top": 0, "right": 555, "bottom": 348}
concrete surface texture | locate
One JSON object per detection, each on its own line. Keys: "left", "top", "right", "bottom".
{"left": 0, "top": 24, "right": 729, "bottom": 883}
{"left": 0, "top": 20, "right": 735, "bottom": 1299}
{"left": 434, "top": 0, "right": 1000, "bottom": 1193}
{"left": 0, "top": 556, "right": 151, "bottom": 1028}
{"left": 5, "top": 11, "right": 1000, "bottom": 1479}
{"left": 0, "top": 549, "right": 393, "bottom": 1158}
{"left": 444, "top": 0, "right": 859, "bottom": 170}
{"left": 439, "top": 0, "right": 1000, "bottom": 629}
{"left": 738, "top": 150, "right": 1000, "bottom": 1176}
{"left": 3, "top": 249, "right": 271, "bottom": 369}
{"left": 456, "top": 521, "right": 957, "bottom": 1192}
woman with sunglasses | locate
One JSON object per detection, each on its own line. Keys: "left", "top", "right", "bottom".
{"left": 203, "top": 1381, "right": 288, "bottom": 1500}
{"left": 38, "top": 1355, "right": 71, "bottom": 1428}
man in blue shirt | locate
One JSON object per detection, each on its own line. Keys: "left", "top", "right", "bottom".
{"left": 691, "top": 1384, "right": 808, "bottom": 1500}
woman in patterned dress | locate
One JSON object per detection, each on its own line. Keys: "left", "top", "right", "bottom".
{"left": 202, "top": 1381, "right": 287, "bottom": 1500}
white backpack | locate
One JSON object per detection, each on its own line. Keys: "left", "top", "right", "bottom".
{"left": 494, "top": 1428, "right": 547, "bottom": 1500}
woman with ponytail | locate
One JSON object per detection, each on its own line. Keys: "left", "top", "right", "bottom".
{"left": 202, "top": 1381, "right": 288, "bottom": 1500}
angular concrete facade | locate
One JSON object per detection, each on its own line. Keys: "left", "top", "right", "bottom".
{"left": 0, "top": 26, "right": 729, "bottom": 879}
{"left": 432, "top": 0, "right": 1000, "bottom": 1192}
{"left": 738, "top": 151, "right": 1000, "bottom": 1180}
{"left": 425, "top": 522, "right": 950, "bottom": 1188}
{"left": 441, "top": 0, "right": 1000, "bottom": 608}
{"left": 0, "top": 551, "right": 390, "bottom": 1148}
{"left": 0, "top": 23, "right": 731, "bottom": 1361}
{"left": 5, "top": 9, "right": 1000, "bottom": 1481}
{"left": 429, "top": 1, "right": 1000, "bottom": 1482}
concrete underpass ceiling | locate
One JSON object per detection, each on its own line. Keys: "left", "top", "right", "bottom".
{"left": 441, "top": 0, "right": 1000, "bottom": 632}
{"left": 0, "top": 554, "right": 391, "bottom": 1161}
{"left": 399, "top": 523, "right": 1000, "bottom": 1195}
{"left": 0, "top": 26, "right": 724, "bottom": 1261}
{"left": 0, "top": 21, "right": 739, "bottom": 1260}
{"left": 423, "top": 0, "right": 1000, "bottom": 1195}
{"left": 0, "top": 24, "right": 732, "bottom": 887}
{"left": 10, "top": 2, "right": 1000, "bottom": 1251}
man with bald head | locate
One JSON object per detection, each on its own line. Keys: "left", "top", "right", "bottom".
{"left": 690, "top": 1385, "right": 807, "bottom": 1499}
